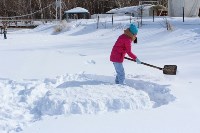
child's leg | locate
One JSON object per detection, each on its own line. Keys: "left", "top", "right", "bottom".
{"left": 115, "top": 75, "right": 119, "bottom": 84}
{"left": 113, "top": 62, "right": 125, "bottom": 84}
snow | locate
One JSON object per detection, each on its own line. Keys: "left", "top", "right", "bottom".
{"left": 0, "top": 16, "right": 200, "bottom": 133}
{"left": 107, "top": 6, "right": 139, "bottom": 14}
{"left": 106, "top": 5, "right": 153, "bottom": 14}
{"left": 64, "top": 7, "right": 89, "bottom": 13}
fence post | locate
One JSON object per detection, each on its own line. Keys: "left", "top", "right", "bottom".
{"left": 97, "top": 15, "right": 99, "bottom": 29}
{"left": 137, "top": 21, "right": 140, "bottom": 28}
{"left": 183, "top": 7, "right": 185, "bottom": 22}
{"left": 112, "top": 14, "right": 113, "bottom": 26}
{"left": 199, "top": 8, "right": 200, "bottom": 17}
{"left": 0, "top": 27, "right": 2, "bottom": 34}
{"left": 141, "top": 7, "right": 143, "bottom": 25}
{"left": 153, "top": 10, "right": 155, "bottom": 22}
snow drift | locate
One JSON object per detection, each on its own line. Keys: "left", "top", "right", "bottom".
{"left": 0, "top": 73, "right": 175, "bottom": 132}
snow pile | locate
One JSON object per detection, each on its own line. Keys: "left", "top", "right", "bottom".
{"left": 0, "top": 73, "right": 175, "bottom": 132}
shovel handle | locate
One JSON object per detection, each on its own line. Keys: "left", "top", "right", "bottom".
{"left": 124, "top": 57, "right": 163, "bottom": 70}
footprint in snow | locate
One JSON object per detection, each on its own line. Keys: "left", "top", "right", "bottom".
{"left": 79, "top": 53, "right": 87, "bottom": 56}
{"left": 86, "top": 60, "right": 96, "bottom": 64}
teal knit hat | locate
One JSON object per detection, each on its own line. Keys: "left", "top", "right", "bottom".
{"left": 129, "top": 23, "right": 138, "bottom": 35}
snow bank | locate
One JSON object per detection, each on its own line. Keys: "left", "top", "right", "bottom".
{"left": 0, "top": 73, "right": 175, "bottom": 132}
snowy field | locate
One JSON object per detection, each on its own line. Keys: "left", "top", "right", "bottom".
{"left": 0, "top": 16, "right": 200, "bottom": 133}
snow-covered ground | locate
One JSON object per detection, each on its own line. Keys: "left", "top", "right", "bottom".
{"left": 0, "top": 16, "right": 200, "bottom": 133}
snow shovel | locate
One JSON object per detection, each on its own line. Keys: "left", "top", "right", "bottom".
{"left": 124, "top": 57, "right": 177, "bottom": 75}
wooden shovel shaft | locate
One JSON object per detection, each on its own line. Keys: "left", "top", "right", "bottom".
{"left": 141, "top": 62, "right": 163, "bottom": 70}
{"left": 124, "top": 57, "right": 177, "bottom": 75}
{"left": 124, "top": 57, "right": 163, "bottom": 70}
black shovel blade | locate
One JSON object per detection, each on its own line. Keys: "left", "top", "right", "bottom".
{"left": 163, "top": 65, "right": 177, "bottom": 75}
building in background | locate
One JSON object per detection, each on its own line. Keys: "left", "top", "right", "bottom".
{"left": 168, "top": 0, "right": 200, "bottom": 17}
{"left": 63, "top": 7, "right": 90, "bottom": 21}
{"left": 106, "top": 4, "right": 167, "bottom": 17}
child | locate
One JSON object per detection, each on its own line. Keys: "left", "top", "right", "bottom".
{"left": 110, "top": 23, "right": 141, "bottom": 85}
{"left": 3, "top": 27, "right": 7, "bottom": 39}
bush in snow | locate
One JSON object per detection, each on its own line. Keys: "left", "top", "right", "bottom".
{"left": 53, "top": 20, "right": 67, "bottom": 32}
{"left": 166, "top": 19, "right": 173, "bottom": 31}
{"left": 53, "top": 20, "right": 75, "bottom": 33}
{"left": 160, "top": 18, "right": 174, "bottom": 31}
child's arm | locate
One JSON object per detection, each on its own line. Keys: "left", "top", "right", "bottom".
{"left": 125, "top": 42, "right": 137, "bottom": 60}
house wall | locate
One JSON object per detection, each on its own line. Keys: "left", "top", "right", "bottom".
{"left": 168, "top": 0, "right": 200, "bottom": 17}
{"left": 184, "top": 0, "right": 200, "bottom": 17}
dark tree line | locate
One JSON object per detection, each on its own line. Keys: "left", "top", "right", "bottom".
{"left": 0, "top": 0, "right": 167, "bottom": 19}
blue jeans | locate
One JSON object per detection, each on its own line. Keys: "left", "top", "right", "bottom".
{"left": 113, "top": 62, "right": 125, "bottom": 84}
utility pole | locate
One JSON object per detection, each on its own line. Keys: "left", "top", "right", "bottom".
{"left": 60, "top": 0, "right": 62, "bottom": 21}
{"left": 56, "top": 0, "right": 62, "bottom": 21}
{"left": 56, "top": 0, "right": 58, "bottom": 21}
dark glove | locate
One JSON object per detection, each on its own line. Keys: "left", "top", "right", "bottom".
{"left": 134, "top": 37, "right": 137, "bottom": 44}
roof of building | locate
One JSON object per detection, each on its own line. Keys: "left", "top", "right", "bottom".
{"left": 64, "top": 7, "right": 89, "bottom": 13}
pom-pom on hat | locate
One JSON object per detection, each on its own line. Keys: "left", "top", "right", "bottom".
{"left": 129, "top": 23, "right": 138, "bottom": 35}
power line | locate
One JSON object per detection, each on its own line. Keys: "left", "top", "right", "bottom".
{"left": 0, "top": 2, "right": 55, "bottom": 19}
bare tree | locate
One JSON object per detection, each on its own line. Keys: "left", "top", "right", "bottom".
{"left": 1, "top": 0, "right": 165, "bottom": 19}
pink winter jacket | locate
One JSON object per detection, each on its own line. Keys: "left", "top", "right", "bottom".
{"left": 110, "top": 32, "right": 137, "bottom": 63}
